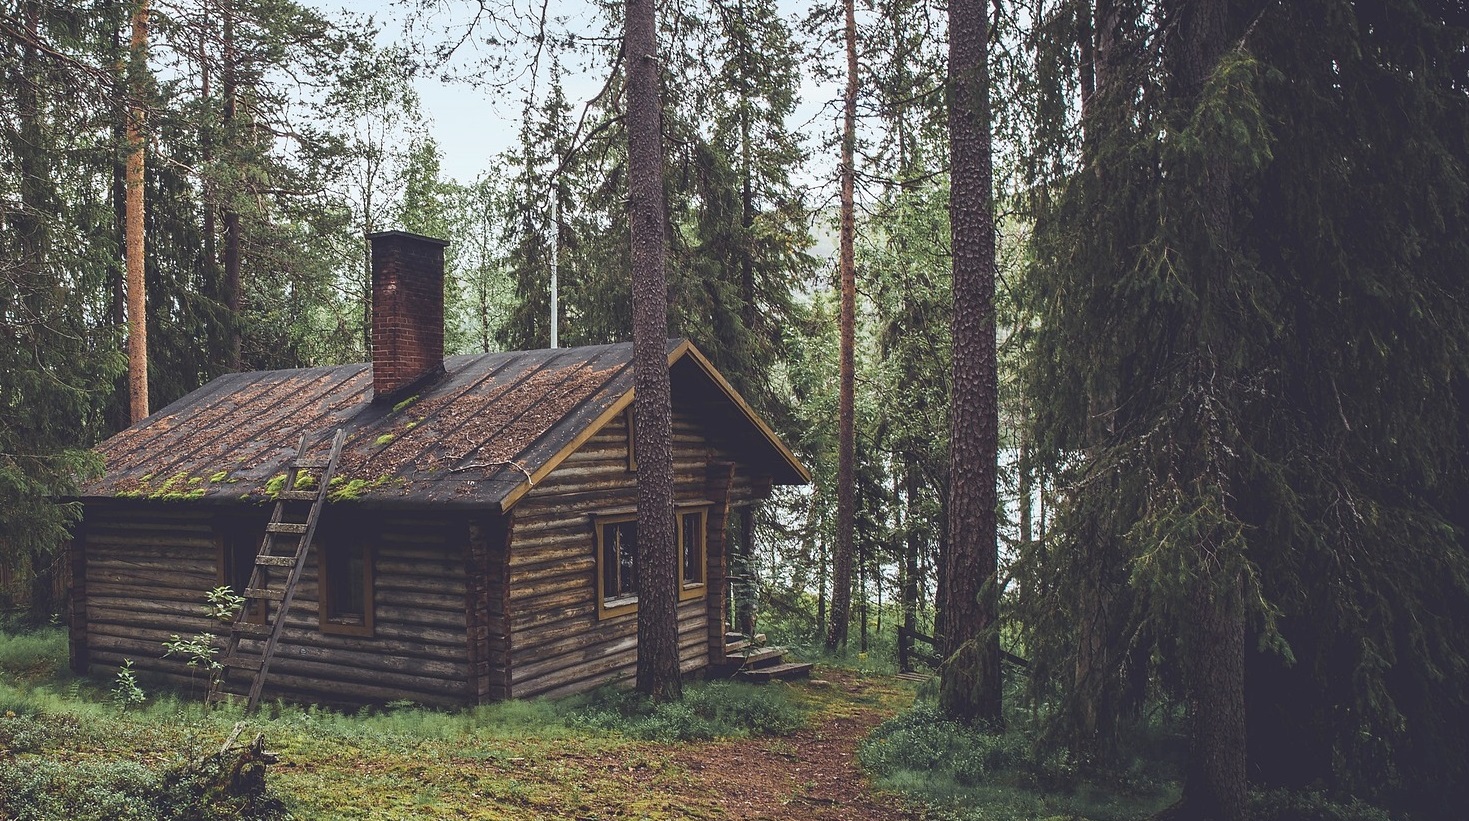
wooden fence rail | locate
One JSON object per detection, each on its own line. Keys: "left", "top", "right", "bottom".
{"left": 896, "top": 625, "right": 1030, "bottom": 673}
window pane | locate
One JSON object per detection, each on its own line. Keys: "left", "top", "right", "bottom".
{"left": 682, "top": 512, "right": 703, "bottom": 585}
{"left": 603, "top": 520, "right": 638, "bottom": 600}
{"left": 226, "top": 526, "right": 266, "bottom": 622}
{"left": 326, "top": 541, "right": 366, "bottom": 623}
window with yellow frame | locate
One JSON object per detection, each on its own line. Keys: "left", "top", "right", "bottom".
{"left": 595, "top": 505, "right": 708, "bottom": 619}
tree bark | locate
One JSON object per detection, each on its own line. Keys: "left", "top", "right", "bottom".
{"left": 125, "top": 0, "right": 150, "bottom": 424}
{"left": 901, "top": 459, "right": 920, "bottom": 653}
{"left": 939, "top": 0, "right": 1002, "bottom": 727}
{"left": 627, "top": 0, "right": 680, "bottom": 701}
{"left": 736, "top": 505, "right": 757, "bottom": 636}
{"left": 200, "top": 31, "right": 217, "bottom": 323}
{"left": 17, "top": 0, "right": 57, "bottom": 621}
{"left": 825, "top": 0, "right": 858, "bottom": 653}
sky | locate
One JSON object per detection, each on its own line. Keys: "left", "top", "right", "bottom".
{"left": 310, "top": 0, "right": 534, "bottom": 181}
{"left": 312, "top": 0, "right": 840, "bottom": 185}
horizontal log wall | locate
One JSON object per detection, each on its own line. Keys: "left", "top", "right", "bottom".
{"left": 507, "top": 410, "right": 764, "bottom": 699}
{"left": 78, "top": 505, "right": 480, "bottom": 709}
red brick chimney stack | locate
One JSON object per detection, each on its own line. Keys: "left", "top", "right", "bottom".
{"left": 369, "top": 230, "right": 449, "bottom": 402}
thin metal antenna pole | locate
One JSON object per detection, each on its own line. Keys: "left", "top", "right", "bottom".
{"left": 550, "top": 185, "right": 559, "bottom": 349}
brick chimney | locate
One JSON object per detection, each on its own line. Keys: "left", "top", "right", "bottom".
{"left": 369, "top": 230, "right": 449, "bottom": 402}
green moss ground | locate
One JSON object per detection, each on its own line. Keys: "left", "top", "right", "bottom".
{"left": 0, "top": 627, "right": 917, "bottom": 819}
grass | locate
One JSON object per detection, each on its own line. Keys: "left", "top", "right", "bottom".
{"left": 0, "top": 625, "right": 818, "bottom": 820}
{"left": 12, "top": 623, "right": 1378, "bottom": 821}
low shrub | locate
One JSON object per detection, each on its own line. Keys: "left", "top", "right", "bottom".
{"left": 0, "top": 746, "right": 290, "bottom": 821}
{"left": 1250, "top": 788, "right": 1394, "bottom": 821}
{"left": 860, "top": 705, "right": 1175, "bottom": 821}
{"left": 861, "top": 704, "right": 1072, "bottom": 791}
{"left": 0, "top": 709, "right": 86, "bottom": 754}
{"left": 570, "top": 679, "right": 805, "bottom": 741}
{"left": 0, "top": 757, "right": 160, "bottom": 821}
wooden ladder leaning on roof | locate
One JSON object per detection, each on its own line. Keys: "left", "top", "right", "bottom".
{"left": 208, "top": 429, "right": 346, "bottom": 712}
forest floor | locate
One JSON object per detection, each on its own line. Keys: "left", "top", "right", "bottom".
{"left": 1, "top": 627, "right": 929, "bottom": 820}
{"left": 260, "top": 667, "right": 923, "bottom": 820}
{"left": 667, "top": 670, "right": 921, "bottom": 820}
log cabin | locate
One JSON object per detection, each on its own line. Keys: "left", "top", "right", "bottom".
{"left": 68, "top": 230, "right": 809, "bottom": 708}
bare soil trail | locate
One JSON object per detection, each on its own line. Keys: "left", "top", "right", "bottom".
{"left": 672, "top": 670, "right": 924, "bottom": 820}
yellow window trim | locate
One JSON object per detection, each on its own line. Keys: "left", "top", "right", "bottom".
{"left": 594, "top": 504, "right": 709, "bottom": 620}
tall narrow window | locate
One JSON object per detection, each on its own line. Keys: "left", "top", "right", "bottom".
{"left": 679, "top": 509, "right": 706, "bottom": 599}
{"left": 624, "top": 406, "right": 637, "bottom": 471}
{"left": 320, "top": 538, "right": 373, "bottom": 636}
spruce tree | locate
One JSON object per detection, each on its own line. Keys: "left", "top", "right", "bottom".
{"left": 1020, "top": 2, "right": 1469, "bottom": 817}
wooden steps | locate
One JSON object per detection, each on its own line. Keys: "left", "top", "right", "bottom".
{"left": 719, "top": 634, "right": 812, "bottom": 683}
{"left": 739, "top": 661, "right": 814, "bottom": 683}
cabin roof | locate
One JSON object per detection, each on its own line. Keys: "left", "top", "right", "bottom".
{"left": 81, "top": 339, "right": 809, "bottom": 512}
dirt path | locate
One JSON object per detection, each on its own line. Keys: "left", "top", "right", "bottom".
{"left": 675, "top": 672, "right": 922, "bottom": 820}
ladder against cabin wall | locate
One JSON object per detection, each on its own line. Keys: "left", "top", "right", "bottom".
{"left": 208, "top": 429, "right": 345, "bottom": 711}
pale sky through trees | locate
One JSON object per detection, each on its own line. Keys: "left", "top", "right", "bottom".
{"left": 315, "top": 0, "right": 840, "bottom": 186}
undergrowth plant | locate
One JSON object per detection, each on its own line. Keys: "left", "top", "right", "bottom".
{"left": 163, "top": 587, "right": 245, "bottom": 702}
{"left": 206, "top": 586, "right": 245, "bottom": 624}
{"left": 859, "top": 704, "right": 1176, "bottom": 821}
{"left": 567, "top": 680, "right": 806, "bottom": 741}
{"left": 111, "top": 660, "right": 146, "bottom": 712}
{"left": 161, "top": 634, "right": 220, "bottom": 702}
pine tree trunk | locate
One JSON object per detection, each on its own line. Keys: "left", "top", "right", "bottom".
{"left": 739, "top": 108, "right": 756, "bottom": 334}
{"left": 18, "top": 0, "right": 56, "bottom": 621}
{"left": 1072, "top": 0, "right": 1130, "bottom": 761}
{"left": 200, "top": 35, "right": 217, "bottom": 328}
{"left": 902, "top": 460, "right": 920, "bottom": 656}
{"left": 858, "top": 539, "right": 868, "bottom": 653}
{"left": 817, "top": 528, "right": 828, "bottom": 640}
{"left": 106, "top": 9, "right": 130, "bottom": 432}
{"left": 125, "top": 0, "right": 150, "bottom": 424}
{"left": 939, "top": 0, "right": 1002, "bottom": 728}
{"left": 736, "top": 506, "right": 757, "bottom": 636}
{"left": 627, "top": 0, "right": 680, "bottom": 701}
{"left": 826, "top": 0, "right": 858, "bottom": 653}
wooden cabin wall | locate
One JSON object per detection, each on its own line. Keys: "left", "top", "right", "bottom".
{"left": 507, "top": 410, "right": 765, "bottom": 700}
{"left": 74, "top": 504, "right": 498, "bottom": 709}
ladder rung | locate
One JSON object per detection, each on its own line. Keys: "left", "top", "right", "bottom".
{"left": 244, "top": 587, "right": 285, "bottom": 602}
{"left": 232, "top": 622, "right": 273, "bottom": 638}
{"left": 255, "top": 555, "right": 296, "bottom": 567}
{"left": 222, "top": 655, "right": 263, "bottom": 671}
{"left": 266, "top": 522, "right": 308, "bottom": 535}
{"left": 292, "top": 460, "right": 329, "bottom": 470}
{"left": 276, "top": 490, "right": 318, "bottom": 501}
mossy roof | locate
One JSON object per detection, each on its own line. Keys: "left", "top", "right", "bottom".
{"left": 81, "top": 340, "right": 809, "bottom": 512}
